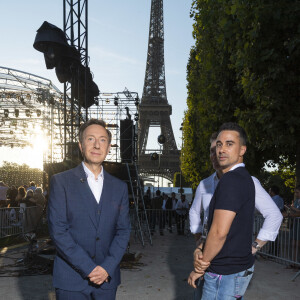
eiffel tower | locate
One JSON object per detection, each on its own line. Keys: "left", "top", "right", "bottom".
{"left": 138, "top": 0, "right": 180, "bottom": 182}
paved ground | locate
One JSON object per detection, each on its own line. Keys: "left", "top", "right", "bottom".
{"left": 0, "top": 231, "right": 299, "bottom": 300}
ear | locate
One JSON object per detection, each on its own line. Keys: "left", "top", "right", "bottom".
{"left": 107, "top": 144, "right": 111, "bottom": 154}
{"left": 240, "top": 145, "right": 246, "bottom": 157}
{"left": 78, "top": 142, "right": 83, "bottom": 153}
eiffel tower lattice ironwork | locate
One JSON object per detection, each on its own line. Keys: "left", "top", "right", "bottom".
{"left": 138, "top": 0, "right": 180, "bottom": 182}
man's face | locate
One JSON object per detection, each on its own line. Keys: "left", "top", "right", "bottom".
{"left": 79, "top": 124, "right": 111, "bottom": 166}
{"left": 216, "top": 130, "right": 246, "bottom": 173}
{"left": 295, "top": 188, "right": 300, "bottom": 199}
{"left": 210, "top": 140, "right": 220, "bottom": 171}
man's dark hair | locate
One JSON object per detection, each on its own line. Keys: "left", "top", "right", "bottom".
{"left": 210, "top": 132, "right": 218, "bottom": 143}
{"left": 30, "top": 181, "right": 35, "bottom": 187}
{"left": 156, "top": 190, "right": 161, "bottom": 196}
{"left": 78, "top": 119, "right": 112, "bottom": 144}
{"left": 217, "top": 122, "right": 248, "bottom": 145}
{"left": 270, "top": 185, "right": 280, "bottom": 195}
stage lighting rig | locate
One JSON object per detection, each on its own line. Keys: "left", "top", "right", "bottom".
{"left": 33, "top": 21, "right": 99, "bottom": 109}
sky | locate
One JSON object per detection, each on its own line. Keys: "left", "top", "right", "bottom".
{"left": 0, "top": 0, "right": 195, "bottom": 169}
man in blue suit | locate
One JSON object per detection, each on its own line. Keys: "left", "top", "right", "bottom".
{"left": 48, "top": 119, "right": 131, "bottom": 299}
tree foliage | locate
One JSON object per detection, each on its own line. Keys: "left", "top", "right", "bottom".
{"left": 183, "top": 0, "right": 300, "bottom": 188}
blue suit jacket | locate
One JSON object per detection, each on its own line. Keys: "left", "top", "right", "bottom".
{"left": 47, "top": 164, "right": 131, "bottom": 291}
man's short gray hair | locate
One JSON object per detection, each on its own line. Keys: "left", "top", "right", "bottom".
{"left": 78, "top": 119, "right": 112, "bottom": 144}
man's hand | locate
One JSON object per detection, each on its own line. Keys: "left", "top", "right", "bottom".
{"left": 252, "top": 246, "right": 257, "bottom": 255}
{"left": 193, "top": 245, "right": 210, "bottom": 273}
{"left": 88, "top": 266, "right": 109, "bottom": 285}
{"left": 188, "top": 271, "right": 203, "bottom": 288}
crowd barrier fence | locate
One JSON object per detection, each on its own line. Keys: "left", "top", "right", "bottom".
{"left": 0, "top": 206, "right": 44, "bottom": 239}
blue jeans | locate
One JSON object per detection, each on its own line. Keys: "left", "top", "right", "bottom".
{"left": 201, "top": 265, "right": 254, "bottom": 300}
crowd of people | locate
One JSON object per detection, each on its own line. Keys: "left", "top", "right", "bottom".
{"left": 144, "top": 189, "right": 190, "bottom": 236}
{"left": 0, "top": 180, "right": 47, "bottom": 228}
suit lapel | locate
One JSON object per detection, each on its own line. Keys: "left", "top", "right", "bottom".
{"left": 73, "top": 164, "right": 98, "bottom": 228}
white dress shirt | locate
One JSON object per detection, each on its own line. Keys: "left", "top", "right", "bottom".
{"left": 176, "top": 200, "right": 189, "bottom": 215}
{"left": 189, "top": 163, "right": 283, "bottom": 241}
{"left": 82, "top": 162, "right": 104, "bottom": 203}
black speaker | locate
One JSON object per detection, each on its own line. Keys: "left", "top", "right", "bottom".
{"left": 120, "top": 119, "right": 134, "bottom": 163}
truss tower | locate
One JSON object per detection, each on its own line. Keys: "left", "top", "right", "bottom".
{"left": 138, "top": 0, "right": 180, "bottom": 181}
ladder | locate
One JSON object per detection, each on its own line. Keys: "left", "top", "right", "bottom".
{"left": 125, "top": 162, "right": 152, "bottom": 246}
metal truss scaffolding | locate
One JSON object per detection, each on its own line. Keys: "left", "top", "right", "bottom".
{"left": 0, "top": 66, "right": 65, "bottom": 164}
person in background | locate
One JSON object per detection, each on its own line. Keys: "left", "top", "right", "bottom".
{"left": 27, "top": 181, "right": 37, "bottom": 192}
{"left": 22, "top": 189, "right": 35, "bottom": 207}
{"left": 151, "top": 190, "right": 164, "bottom": 235}
{"left": 175, "top": 194, "right": 189, "bottom": 235}
{"left": 16, "top": 186, "right": 26, "bottom": 203}
{"left": 269, "top": 185, "right": 284, "bottom": 211}
{"left": 0, "top": 181, "right": 9, "bottom": 203}
{"left": 33, "top": 187, "right": 46, "bottom": 209}
{"left": 287, "top": 185, "right": 300, "bottom": 263}
{"left": 7, "top": 186, "right": 18, "bottom": 208}
{"left": 293, "top": 185, "right": 300, "bottom": 209}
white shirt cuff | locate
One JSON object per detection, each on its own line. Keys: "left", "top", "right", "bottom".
{"left": 257, "top": 228, "right": 280, "bottom": 242}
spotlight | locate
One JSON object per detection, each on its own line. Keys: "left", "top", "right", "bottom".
{"left": 20, "top": 97, "right": 25, "bottom": 104}
{"left": 135, "top": 97, "right": 139, "bottom": 106}
{"left": 157, "top": 134, "right": 166, "bottom": 144}
{"left": 26, "top": 94, "right": 31, "bottom": 100}
{"left": 106, "top": 99, "right": 110, "bottom": 104}
{"left": 114, "top": 97, "right": 118, "bottom": 106}
{"left": 36, "top": 109, "right": 42, "bottom": 117}
{"left": 151, "top": 152, "right": 159, "bottom": 161}
{"left": 15, "top": 109, "right": 19, "bottom": 117}
{"left": 4, "top": 109, "right": 9, "bottom": 118}
{"left": 134, "top": 113, "right": 139, "bottom": 121}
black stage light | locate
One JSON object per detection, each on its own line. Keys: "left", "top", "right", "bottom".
{"left": 36, "top": 109, "right": 42, "bottom": 117}
{"left": 71, "top": 65, "right": 99, "bottom": 108}
{"left": 114, "top": 97, "right": 118, "bottom": 106}
{"left": 4, "top": 109, "right": 9, "bottom": 118}
{"left": 157, "top": 134, "right": 166, "bottom": 144}
{"left": 25, "top": 109, "right": 31, "bottom": 117}
{"left": 33, "top": 21, "right": 70, "bottom": 69}
{"left": 151, "top": 152, "right": 159, "bottom": 161}
{"left": 15, "top": 109, "right": 19, "bottom": 117}
{"left": 33, "top": 21, "right": 81, "bottom": 83}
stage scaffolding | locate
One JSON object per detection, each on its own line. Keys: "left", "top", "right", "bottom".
{"left": 0, "top": 66, "right": 139, "bottom": 165}
{"left": 0, "top": 66, "right": 64, "bottom": 163}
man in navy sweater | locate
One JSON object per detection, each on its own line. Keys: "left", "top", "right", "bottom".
{"left": 188, "top": 122, "right": 255, "bottom": 299}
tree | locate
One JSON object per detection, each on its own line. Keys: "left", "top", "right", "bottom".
{"left": 182, "top": 0, "right": 300, "bottom": 189}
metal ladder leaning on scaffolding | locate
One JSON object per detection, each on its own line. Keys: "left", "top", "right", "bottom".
{"left": 125, "top": 162, "right": 152, "bottom": 247}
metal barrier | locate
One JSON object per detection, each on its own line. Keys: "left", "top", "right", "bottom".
{"left": 131, "top": 209, "right": 190, "bottom": 237}
{"left": 254, "top": 214, "right": 300, "bottom": 280}
{"left": 0, "top": 206, "right": 44, "bottom": 239}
